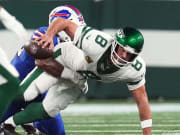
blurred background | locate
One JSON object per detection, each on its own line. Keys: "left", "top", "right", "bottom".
{"left": 0, "top": 0, "right": 180, "bottom": 101}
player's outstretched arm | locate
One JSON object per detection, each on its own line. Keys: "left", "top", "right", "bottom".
{"left": 35, "top": 17, "right": 77, "bottom": 49}
{"left": 35, "top": 58, "right": 64, "bottom": 78}
{"left": 131, "top": 85, "right": 152, "bottom": 135}
{"left": 0, "top": 6, "right": 28, "bottom": 41}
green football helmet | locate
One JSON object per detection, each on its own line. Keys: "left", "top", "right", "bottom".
{"left": 111, "top": 27, "right": 144, "bottom": 67}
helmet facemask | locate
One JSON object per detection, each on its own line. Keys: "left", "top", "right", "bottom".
{"left": 111, "top": 27, "right": 144, "bottom": 68}
{"left": 111, "top": 40, "right": 138, "bottom": 68}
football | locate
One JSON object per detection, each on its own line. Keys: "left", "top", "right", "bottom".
{"left": 24, "top": 41, "right": 53, "bottom": 59}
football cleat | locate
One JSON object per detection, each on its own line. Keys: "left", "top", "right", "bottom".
{"left": 0, "top": 123, "right": 20, "bottom": 135}
{"left": 22, "top": 124, "right": 38, "bottom": 135}
{"left": 22, "top": 124, "right": 46, "bottom": 135}
{"left": 38, "top": 132, "right": 46, "bottom": 135}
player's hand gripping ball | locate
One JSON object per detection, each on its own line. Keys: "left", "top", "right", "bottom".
{"left": 24, "top": 41, "right": 53, "bottom": 59}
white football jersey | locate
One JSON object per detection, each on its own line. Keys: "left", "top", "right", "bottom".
{"left": 56, "top": 26, "right": 146, "bottom": 91}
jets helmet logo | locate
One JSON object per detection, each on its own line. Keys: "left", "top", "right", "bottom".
{"left": 118, "top": 29, "right": 125, "bottom": 38}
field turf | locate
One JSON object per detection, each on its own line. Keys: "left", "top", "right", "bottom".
{"left": 17, "top": 110, "right": 180, "bottom": 135}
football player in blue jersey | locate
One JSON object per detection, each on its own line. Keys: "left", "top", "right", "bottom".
{"left": 0, "top": 5, "right": 86, "bottom": 135}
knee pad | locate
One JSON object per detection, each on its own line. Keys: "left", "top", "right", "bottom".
{"left": 42, "top": 101, "right": 60, "bottom": 117}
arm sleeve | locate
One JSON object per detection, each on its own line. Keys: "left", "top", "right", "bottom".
{"left": 0, "top": 7, "right": 28, "bottom": 42}
{"left": 127, "top": 58, "right": 146, "bottom": 91}
{"left": 127, "top": 77, "right": 145, "bottom": 91}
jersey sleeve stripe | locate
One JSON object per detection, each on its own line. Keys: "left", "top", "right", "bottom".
{"left": 127, "top": 80, "right": 141, "bottom": 85}
{"left": 82, "top": 26, "right": 88, "bottom": 33}
{"left": 20, "top": 48, "right": 62, "bottom": 92}
{"left": 53, "top": 48, "right": 62, "bottom": 58}
{"left": 79, "top": 27, "right": 93, "bottom": 49}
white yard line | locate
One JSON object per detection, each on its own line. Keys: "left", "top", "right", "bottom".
{"left": 61, "top": 103, "right": 180, "bottom": 114}
{"left": 17, "top": 129, "right": 180, "bottom": 134}
{"left": 66, "top": 124, "right": 180, "bottom": 127}
{"left": 66, "top": 129, "right": 180, "bottom": 132}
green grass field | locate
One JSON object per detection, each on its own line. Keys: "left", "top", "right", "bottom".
{"left": 14, "top": 100, "right": 180, "bottom": 135}
{"left": 61, "top": 112, "right": 180, "bottom": 135}
{"left": 16, "top": 103, "right": 180, "bottom": 135}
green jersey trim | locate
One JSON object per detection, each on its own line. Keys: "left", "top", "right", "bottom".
{"left": 127, "top": 80, "right": 141, "bottom": 85}
{"left": 82, "top": 26, "right": 88, "bottom": 33}
{"left": 20, "top": 68, "right": 43, "bottom": 92}
{"left": 20, "top": 48, "right": 62, "bottom": 92}
{"left": 79, "top": 26, "right": 93, "bottom": 49}
{"left": 53, "top": 48, "right": 62, "bottom": 59}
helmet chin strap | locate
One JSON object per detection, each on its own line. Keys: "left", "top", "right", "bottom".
{"left": 111, "top": 55, "right": 132, "bottom": 68}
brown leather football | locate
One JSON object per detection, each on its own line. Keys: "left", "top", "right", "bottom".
{"left": 24, "top": 41, "right": 53, "bottom": 59}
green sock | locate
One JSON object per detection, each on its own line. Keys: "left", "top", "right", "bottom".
{"left": 0, "top": 84, "right": 19, "bottom": 120}
{"left": 0, "top": 64, "right": 21, "bottom": 120}
{"left": 13, "top": 102, "right": 51, "bottom": 125}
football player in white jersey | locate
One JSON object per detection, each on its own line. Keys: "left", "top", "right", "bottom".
{"left": 4, "top": 17, "right": 152, "bottom": 134}
{"left": 36, "top": 17, "right": 152, "bottom": 134}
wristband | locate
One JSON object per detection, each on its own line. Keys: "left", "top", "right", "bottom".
{"left": 141, "top": 119, "right": 152, "bottom": 128}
